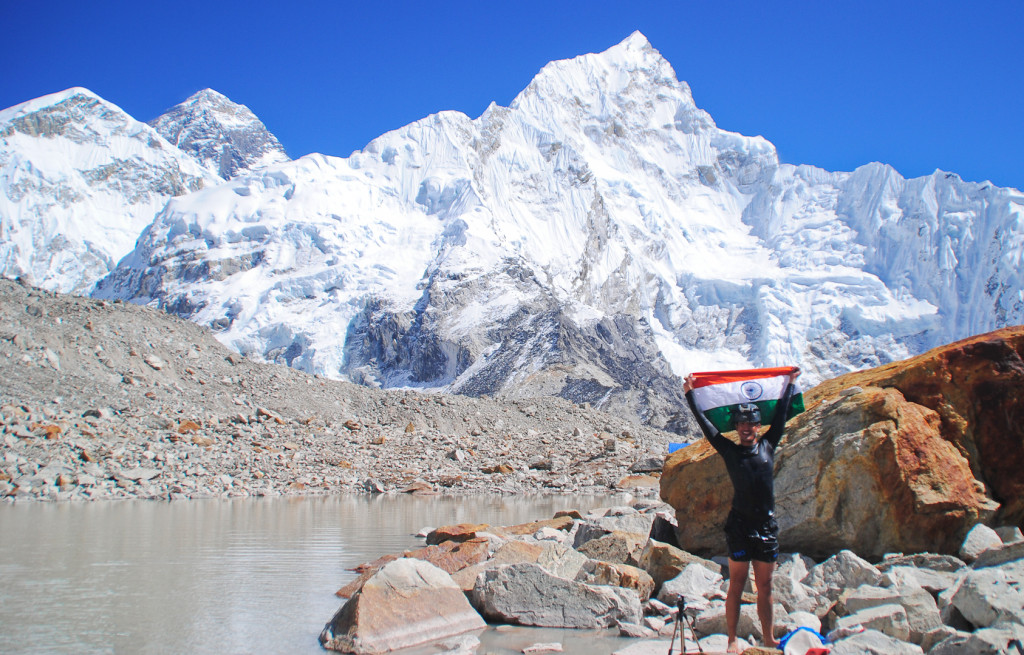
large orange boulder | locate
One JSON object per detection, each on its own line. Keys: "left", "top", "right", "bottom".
{"left": 661, "top": 326, "right": 1024, "bottom": 559}
{"left": 809, "top": 325, "right": 1024, "bottom": 527}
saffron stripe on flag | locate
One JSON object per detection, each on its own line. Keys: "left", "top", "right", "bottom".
{"left": 690, "top": 367, "right": 804, "bottom": 432}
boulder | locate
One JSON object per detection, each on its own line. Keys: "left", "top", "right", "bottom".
{"left": 782, "top": 610, "right": 821, "bottom": 633}
{"left": 450, "top": 539, "right": 582, "bottom": 592}
{"left": 930, "top": 624, "right": 1024, "bottom": 654}
{"left": 320, "top": 558, "right": 485, "bottom": 654}
{"left": 637, "top": 539, "right": 720, "bottom": 591}
{"left": 491, "top": 540, "right": 546, "bottom": 565}
{"left": 808, "top": 326, "right": 1024, "bottom": 528}
{"left": 693, "top": 601, "right": 788, "bottom": 642}
{"left": 876, "top": 552, "right": 967, "bottom": 573}
{"left": 472, "top": 563, "right": 641, "bottom": 629}
{"left": 996, "top": 525, "right": 1024, "bottom": 545}
{"left": 959, "top": 523, "right": 1003, "bottom": 563}
{"left": 971, "top": 539, "right": 1024, "bottom": 569}
{"left": 576, "top": 560, "right": 655, "bottom": 601}
{"left": 773, "top": 553, "right": 831, "bottom": 616}
{"left": 927, "top": 632, "right": 972, "bottom": 654}
{"left": 661, "top": 327, "right": 1024, "bottom": 558}
{"left": 656, "top": 562, "right": 722, "bottom": 608}
{"left": 956, "top": 625, "right": 1024, "bottom": 654}
{"left": 338, "top": 539, "right": 490, "bottom": 598}
{"left": 699, "top": 635, "right": 749, "bottom": 653}
{"left": 617, "top": 621, "right": 658, "bottom": 638}
{"left": 576, "top": 531, "right": 647, "bottom": 566}
{"left": 919, "top": 626, "right": 965, "bottom": 653}
{"left": 533, "top": 527, "right": 567, "bottom": 543}
{"left": 536, "top": 542, "right": 589, "bottom": 580}
{"left": 840, "top": 585, "right": 941, "bottom": 644}
{"left": 572, "top": 509, "right": 654, "bottom": 549}
{"left": 407, "top": 537, "right": 491, "bottom": 574}
{"left": 426, "top": 523, "right": 490, "bottom": 546}
{"left": 802, "top": 550, "right": 887, "bottom": 602}
{"left": 950, "top": 557, "right": 1024, "bottom": 628}
{"left": 336, "top": 553, "right": 401, "bottom": 598}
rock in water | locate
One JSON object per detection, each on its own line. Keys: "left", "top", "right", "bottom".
{"left": 472, "top": 562, "right": 641, "bottom": 629}
{"left": 320, "top": 558, "right": 485, "bottom": 654}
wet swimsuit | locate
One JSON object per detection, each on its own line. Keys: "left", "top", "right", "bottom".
{"left": 685, "top": 383, "right": 797, "bottom": 562}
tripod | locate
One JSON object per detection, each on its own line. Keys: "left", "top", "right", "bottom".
{"left": 667, "top": 598, "right": 704, "bottom": 655}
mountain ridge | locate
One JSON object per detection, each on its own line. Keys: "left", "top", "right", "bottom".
{"left": 3, "top": 33, "right": 1023, "bottom": 430}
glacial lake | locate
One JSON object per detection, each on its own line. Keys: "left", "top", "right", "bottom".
{"left": 0, "top": 494, "right": 642, "bottom": 655}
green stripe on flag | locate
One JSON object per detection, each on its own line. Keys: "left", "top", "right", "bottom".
{"left": 703, "top": 393, "right": 805, "bottom": 433}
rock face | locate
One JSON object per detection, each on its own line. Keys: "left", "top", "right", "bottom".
{"left": 661, "top": 326, "right": 1022, "bottom": 558}
{"left": 320, "top": 558, "right": 485, "bottom": 654}
{"left": 810, "top": 325, "right": 1024, "bottom": 528}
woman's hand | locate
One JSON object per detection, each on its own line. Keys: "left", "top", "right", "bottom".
{"left": 683, "top": 374, "right": 695, "bottom": 393}
{"left": 789, "top": 366, "right": 801, "bottom": 383}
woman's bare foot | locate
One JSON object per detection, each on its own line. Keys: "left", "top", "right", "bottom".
{"left": 726, "top": 639, "right": 743, "bottom": 654}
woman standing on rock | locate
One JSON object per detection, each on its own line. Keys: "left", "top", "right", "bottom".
{"left": 682, "top": 367, "right": 801, "bottom": 654}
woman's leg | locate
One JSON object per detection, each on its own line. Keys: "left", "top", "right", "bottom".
{"left": 752, "top": 558, "right": 777, "bottom": 647}
{"left": 726, "top": 558, "right": 750, "bottom": 653}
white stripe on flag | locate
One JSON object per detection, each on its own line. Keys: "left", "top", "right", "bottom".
{"left": 691, "top": 375, "right": 794, "bottom": 413}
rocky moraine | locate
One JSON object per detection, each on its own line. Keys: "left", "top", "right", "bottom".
{"left": 0, "top": 278, "right": 673, "bottom": 502}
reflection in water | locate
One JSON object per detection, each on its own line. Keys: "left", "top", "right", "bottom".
{"left": 0, "top": 494, "right": 633, "bottom": 655}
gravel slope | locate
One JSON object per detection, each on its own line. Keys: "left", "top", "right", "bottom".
{"left": 0, "top": 278, "right": 677, "bottom": 501}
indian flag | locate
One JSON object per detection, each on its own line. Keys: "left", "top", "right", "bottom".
{"left": 690, "top": 367, "right": 805, "bottom": 433}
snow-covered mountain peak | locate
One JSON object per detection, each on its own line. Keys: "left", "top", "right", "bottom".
{"left": 148, "top": 88, "right": 289, "bottom": 179}
{"left": 511, "top": 32, "right": 712, "bottom": 139}
{"left": 1, "top": 87, "right": 149, "bottom": 144}
{"left": 0, "top": 86, "right": 220, "bottom": 293}
{"left": 183, "top": 88, "right": 230, "bottom": 106}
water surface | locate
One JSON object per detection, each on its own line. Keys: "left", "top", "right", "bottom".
{"left": 0, "top": 494, "right": 638, "bottom": 655}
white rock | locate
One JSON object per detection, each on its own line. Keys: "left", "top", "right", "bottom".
{"left": 919, "top": 626, "right": 964, "bottom": 653}
{"left": 784, "top": 611, "right": 821, "bottom": 633}
{"left": 657, "top": 562, "right": 723, "bottom": 606}
{"left": 841, "top": 584, "right": 941, "bottom": 644}
{"left": 950, "top": 558, "right": 1024, "bottom": 628}
{"left": 534, "top": 527, "right": 566, "bottom": 543}
{"left": 995, "top": 526, "right": 1024, "bottom": 545}
{"left": 802, "top": 550, "right": 886, "bottom": 602}
{"left": 883, "top": 565, "right": 961, "bottom": 597}
{"left": 828, "top": 628, "right": 924, "bottom": 654}
{"left": 835, "top": 603, "right": 910, "bottom": 642}
{"left": 959, "top": 524, "right": 1003, "bottom": 562}
{"left": 473, "top": 563, "right": 641, "bottom": 629}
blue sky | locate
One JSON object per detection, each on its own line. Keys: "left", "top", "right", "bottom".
{"left": 4, "top": 1, "right": 1022, "bottom": 189}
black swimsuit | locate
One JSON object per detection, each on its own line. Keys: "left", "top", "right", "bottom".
{"left": 685, "top": 383, "right": 796, "bottom": 561}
